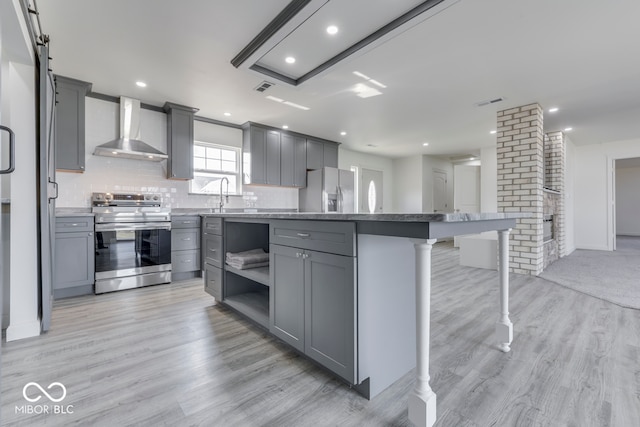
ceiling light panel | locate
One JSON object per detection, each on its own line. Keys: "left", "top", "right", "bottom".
{"left": 251, "top": 0, "right": 428, "bottom": 81}
{"left": 353, "top": 83, "right": 382, "bottom": 99}
{"left": 266, "top": 95, "right": 310, "bottom": 111}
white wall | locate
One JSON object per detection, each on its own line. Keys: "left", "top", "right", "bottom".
{"left": 56, "top": 98, "right": 298, "bottom": 210}
{"left": 339, "top": 147, "right": 393, "bottom": 213}
{"left": 615, "top": 165, "right": 640, "bottom": 236}
{"left": 564, "top": 137, "right": 576, "bottom": 254}
{"left": 480, "top": 146, "right": 498, "bottom": 212}
{"left": 422, "top": 155, "right": 454, "bottom": 212}
{"left": 392, "top": 155, "right": 423, "bottom": 212}
{"left": 573, "top": 138, "right": 640, "bottom": 250}
{"left": 6, "top": 63, "right": 40, "bottom": 341}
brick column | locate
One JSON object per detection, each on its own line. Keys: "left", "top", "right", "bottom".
{"left": 496, "top": 104, "right": 544, "bottom": 275}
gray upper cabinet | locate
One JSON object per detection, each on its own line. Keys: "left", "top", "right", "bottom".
{"left": 54, "top": 75, "right": 92, "bottom": 172}
{"left": 266, "top": 129, "right": 281, "bottom": 185}
{"left": 307, "top": 138, "right": 338, "bottom": 170}
{"left": 243, "top": 123, "right": 267, "bottom": 185}
{"left": 323, "top": 142, "right": 338, "bottom": 168}
{"left": 306, "top": 139, "right": 324, "bottom": 170}
{"left": 281, "top": 133, "right": 307, "bottom": 187}
{"left": 244, "top": 122, "right": 338, "bottom": 187}
{"left": 163, "top": 102, "right": 198, "bottom": 180}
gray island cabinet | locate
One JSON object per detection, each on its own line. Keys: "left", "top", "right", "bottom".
{"left": 201, "top": 211, "right": 527, "bottom": 427}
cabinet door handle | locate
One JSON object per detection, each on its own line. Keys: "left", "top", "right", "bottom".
{"left": 209, "top": 249, "right": 217, "bottom": 252}
{"left": 296, "top": 233, "right": 310, "bottom": 238}
{"left": 296, "top": 252, "right": 302, "bottom": 258}
{"left": 88, "top": 232, "right": 93, "bottom": 236}
{"left": 302, "top": 253, "right": 309, "bottom": 259}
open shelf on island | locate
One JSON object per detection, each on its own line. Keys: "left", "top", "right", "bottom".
{"left": 225, "top": 265, "right": 270, "bottom": 287}
{"left": 224, "top": 290, "right": 269, "bottom": 328}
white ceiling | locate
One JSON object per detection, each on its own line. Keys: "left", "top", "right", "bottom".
{"left": 37, "top": 0, "right": 640, "bottom": 159}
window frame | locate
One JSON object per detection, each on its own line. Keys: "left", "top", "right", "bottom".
{"left": 189, "top": 141, "right": 242, "bottom": 195}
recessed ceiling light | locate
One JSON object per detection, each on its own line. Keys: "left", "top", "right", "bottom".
{"left": 340, "top": 131, "right": 347, "bottom": 136}
{"left": 423, "top": 142, "right": 429, "bottom": 146}
{"left": 148, "top": 155, "right": 154, "bottom": 159}
{"left": 490, "top": 130, "right": 497, "bottom": 134}
{"left": 282, "top": 125, "right": 289, "bottom": 129}
{"left": 548, "top": 107, "right": 559, "bottom": 113}
{"left": 135, "top": 81, "right": 147, "bottom": 88}
{"left": 285, "top": 56, "right": 296, "bottom": 64}
{"left": 564, "top": 127, "right": 573, "bottom": 132}
{"left": 326, "top": 25, "right": 338, "bottom": 35}
{"left": 223, "top": 112, "right": 231, "bottom": 117}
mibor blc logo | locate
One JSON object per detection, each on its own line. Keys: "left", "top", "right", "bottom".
{"left": 15, "top": 382, "right": 74, "bottom": 415}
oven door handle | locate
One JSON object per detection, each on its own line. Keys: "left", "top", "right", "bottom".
{"left": 95, "top": 223, "right": 172, "bottom": 232}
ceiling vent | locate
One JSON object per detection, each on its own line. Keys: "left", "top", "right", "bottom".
{"left": 475, "top": 97, "right": 505, "bottom": 107}
{"left": 254, "top": 81, "right": 275, "bottom": 92}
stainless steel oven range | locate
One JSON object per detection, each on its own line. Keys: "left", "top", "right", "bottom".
{"left": 92, "top": 192, "right": 171, "bottom": 294}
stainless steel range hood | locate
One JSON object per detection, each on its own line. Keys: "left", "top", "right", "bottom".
{"left": 94, "top": 96, "right": 168, "bottom": 161}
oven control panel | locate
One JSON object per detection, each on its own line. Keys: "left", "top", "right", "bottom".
{"left": 92, "top": 192, "right": 162, "bottom": 207}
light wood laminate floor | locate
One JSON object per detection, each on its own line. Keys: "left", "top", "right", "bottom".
{"left": 2, "top": 243, "right": 639, "bottom": 426}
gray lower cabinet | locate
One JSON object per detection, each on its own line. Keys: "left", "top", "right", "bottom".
{"left": 270, "top": 244, "right": 305, "bottom": 351}
{"left": 270, "top": 243, "right": 357, "bottom": 383}
{"left": 204, "top": 262, "right": 223, "bottom": 300}
{"left": 171, "top": 216, "right": 201, "bottom": 279}
{"left": 54, "top": 75, "right": 92, "bottom": 172}
{"left": 54, "top": 216, "right": 95, "bottom": 298}
{"left": 202, "top": 216, "right": 223, "bottom": 299}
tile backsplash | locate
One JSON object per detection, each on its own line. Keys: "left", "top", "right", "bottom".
{"left": 56, "top": 97, "right": 298, "bottom": 210}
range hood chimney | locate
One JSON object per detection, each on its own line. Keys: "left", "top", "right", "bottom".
{"left": 93, "top": 96, "right": 168, "bottom": 161}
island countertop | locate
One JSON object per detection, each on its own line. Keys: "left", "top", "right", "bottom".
{"left": 201, "top": 211, "right": 529, "bottom": 239}
{"left": 200, "top": 211, "right": 529, "bottom": 222}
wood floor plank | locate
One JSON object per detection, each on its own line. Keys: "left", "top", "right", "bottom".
{"left": 2, "top": 243, "right": 639, "bottom": 426}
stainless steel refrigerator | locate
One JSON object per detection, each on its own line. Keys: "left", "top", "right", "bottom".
{"left": 299, "top": 167, "right": 355, "bottom": 213}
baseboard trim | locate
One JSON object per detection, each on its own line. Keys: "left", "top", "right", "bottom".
{"left": 5, "top": 318, "right": 41, "bottom": 342}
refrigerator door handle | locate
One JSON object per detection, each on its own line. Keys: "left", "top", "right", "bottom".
{"left": 337, "top": 185, "right": 343, "bottom": 212}
{"left": 0, "top": 125, "right": 16, "bottom": 174}
{"left": 49, "top": 179, "right": 59, "bottom": 200}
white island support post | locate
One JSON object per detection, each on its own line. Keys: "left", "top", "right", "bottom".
{"left": 408, "top": 238, "right": 438, "bottom": 427}
{"left": 496, "top": 228, "right": 513, "bottom": 352}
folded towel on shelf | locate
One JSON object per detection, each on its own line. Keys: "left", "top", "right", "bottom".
{"left": 225, "top": 248, "right": 269, "bottom": 265}
{"left": 226, "top": 260, "right": 269, "bottom": 270}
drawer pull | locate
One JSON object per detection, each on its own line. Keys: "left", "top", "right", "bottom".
{"left": 182, "top": 260, "right": 191, "bottom": 263}
{"left": 181, "top": 238, "right": 191, "bottom": 241}
{"left": 182, "top": 221, "right": 193, "bottom": 224}
{"left": 209, "top": 249, "right": 217, "bottom": 252}
{"left": 296, "top": 232, "right": 310, "bottom": 238}
{"left": 71, "top": 223, "right": 79, "bottom": 227}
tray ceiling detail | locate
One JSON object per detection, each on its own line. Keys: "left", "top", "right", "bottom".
{"left": 231, "top": 0, "right": 457, "bottom": 86}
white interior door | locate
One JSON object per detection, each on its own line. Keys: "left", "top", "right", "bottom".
{"left": 361, "top": 168, "right": 383, "bottom": 213}
{"left": 454, "top": 165, "right": 481, "bottom": 213}
{"left": 432, "top": 170, "right": 448, "bottom": 212}
{"left": 453, "top": 165, "right": 480, "bottom": 246}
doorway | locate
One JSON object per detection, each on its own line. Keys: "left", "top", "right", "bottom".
{"left": 361, "top": 168, "right": 383, "bottom": 213}
{"left": 432, "top": 169, "right": 448, "bottom": 212}
{"left": 614, "top": 157, "right": 640, "bottom": 250}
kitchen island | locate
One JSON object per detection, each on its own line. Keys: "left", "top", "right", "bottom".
{"left": 201, "top": 211, "right": 527, "bottom": 427}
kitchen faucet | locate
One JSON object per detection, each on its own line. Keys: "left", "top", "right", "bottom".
{"left": 218, "top": 177, "right": 229, "bottom": 212}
